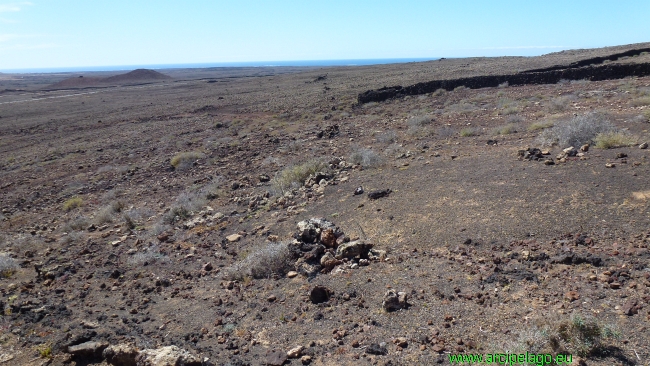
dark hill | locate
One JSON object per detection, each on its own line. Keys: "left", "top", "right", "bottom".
{"left": 103, "top": 68, "right": 171, "bottom": 83}
{"left": 47, "top": 69, "right": 171, "bottom": 90}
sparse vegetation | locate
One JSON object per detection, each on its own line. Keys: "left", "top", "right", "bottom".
{"left": 630, "top": 96, "right": 650, "bottom": 107}
{"left": 36, "top": 344, "right": 53, "bottom": 359}
{"left": 546, "top": 313, "right": 620, "bottom": 357}
{"left": 0, "top": 255, "right": 19, "bottom": 278}
{"left": 128, "top": 245, "right": 168, "bottom": 266}
{"left": 271, "top": 159, "right": 329, "bottom": 195}
{"left": 407, "top": 115, "right": 433, "bottom": 127}
{"left": 593, "top": 131, "right": 637, "bottom": 149}
{"left": 547, "top": 95, "right": 575, "bottom": 112}
{"left": 537, "top": 112, "right": 615, "bottom": 147}
{"left": 62, "top": 196, "right": 83, "bottom": 211}
{"left": 163, "top": 192, "right": 207, "bottom": 224}
{"left": 349, "top": 147, "right": 383, "bottom": 168}
{"left": 170, "top": 151, "right": 204, "bottom": 170}
{"left": 493, "top": 124, "right": 518, "bottom": 135}
{"left": 376, "top": 130, "right": 397, "bottom": 144}
{"left": 225, "top": 241, "right": 295, "bottom": 280}
{"left": 528, "top": 120, "right": 555, "bottom": 131}
{"left": 460, "top": 127, "right": 478, "bottom": 137}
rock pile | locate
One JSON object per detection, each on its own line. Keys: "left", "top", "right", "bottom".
{"left": 517, "top": 148, "right": 553, "bottom": 164}
{"left": 290, "top": 218, "right": 385, "bottom": 277}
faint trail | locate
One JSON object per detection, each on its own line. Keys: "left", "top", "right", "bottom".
{"left": 0, "top": 82, "right": 190, "bottom": 105}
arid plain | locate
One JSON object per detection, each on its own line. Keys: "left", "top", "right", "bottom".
{"left": 1, "top": 42, "right": 650, "bottom": 366}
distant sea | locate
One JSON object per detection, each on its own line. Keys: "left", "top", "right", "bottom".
{"left": 2, "top": 58, "right": 439, "bottom": 74}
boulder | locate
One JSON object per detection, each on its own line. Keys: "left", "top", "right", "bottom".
{"left": 103, "top": 344, "right": 139, "bottom": 366}
{"left": 67, "top": 341, "right": 108, "bottom": 357}
{"left": 335, "top": 241, "right": 373, "bottom": 259}
{"left": 382, "top": 290, "right": 408, "bottom": 312}
{"left": 135, "top": 346, "right": 201, "bottom": 366}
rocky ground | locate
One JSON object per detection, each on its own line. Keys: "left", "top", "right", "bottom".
{"left": 1, "top": 43, "right": 650, "bottom": 366}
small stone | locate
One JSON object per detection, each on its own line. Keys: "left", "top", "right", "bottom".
{"left": 366, "top": 343, "right": 388, "bottom": 355}
{"left": 393, "top": 337, "right": 408, "bottom": 348}
{"left": 639, "top": 142, "right": 648, "bottom": 149}
{"left": 226, "top": 234, "right": 242, "bottom": 242}
{"left": 610, "top": 282, "right": 621, "bottom": 289}
{"left": 354, "top": 186, "right": 364, "bottom": 195}
{"left": 432, "top": 344, "right": 445, "bottom": 353}
{"left": 287, "top": 346, "right": 304, "bottom": 358}
{"left": 564, "top": 291, "right": 580, "bottom": 302}
{"left": 202, "top": 263, "right": 213, "bottom": 271}
{"left": 605, "top": 163, "right": 615, "bottom": 168}
{"left": 301, "top": 355, "right": 312, "bottom": 365}
{"left": 382, "top": 290, "right": 408, "bottom": 312}
{"left": 616, "top": 152, "right": 628, "bottom": 159}
{"left": 580, "top": 144, "right": 589, "bottom": 152}
{"left": 286, "top": 271, "right": 298, "bottom": 278}
{"left": 267, "top": 294, "right": 277, "bottom": 302}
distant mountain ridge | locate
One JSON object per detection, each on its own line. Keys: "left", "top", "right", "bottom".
{"left": 47, "top": 69, "right": 171, "bottom": 89}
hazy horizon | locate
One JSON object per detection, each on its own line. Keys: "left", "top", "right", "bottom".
{"left": 1, "top": 1, "right": 649, "bottom": 71}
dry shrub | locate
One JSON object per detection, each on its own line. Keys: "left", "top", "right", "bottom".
{"left": 0, "top": 255, "right": 19, "bottom": 278}
{"left": 407, "top": 115, "right": 434, "bottom": 127}
{"left": 225, "top": 241, "right": 295, "bottom": 280}
{"left": 128, "top": 245, "right": 168, "bottom": 266}
{"left": 376, "top": 130, "right": 397, "bottom": 144}
{"left": 493, "top": 124, "right": 518, "bottom": 135}
{"left": 546, "top": 95, "right": 575, "bottom": 113}
{"left": 170, "top": 151, "right": 204, "bottom": 170}
{"left": 163, "top": 192, "right": 207, "bottom": 224}
{"left": 349, "top": 147, "right": 383, "bottom": 168}
{"left": 537, "top": 112, "right": 615, "bottom": 147}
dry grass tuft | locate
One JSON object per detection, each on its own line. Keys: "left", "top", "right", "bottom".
{"left": 528, "top": 120, "right": 555, "bottom": 131}
{"left": 170, "top": 151, "right": 205, "bottom": 170}
{"left": 460, "top": 127, "right": 479, "bottom": 137}
{"left": 63, "top": 196, "right": 83, "bottom": 211}
{"left": 593, "top": 131, "right": 637, "bottom": 149}
{"left": 225, "top": 241, "right": 295, "bottom": 280}
{"left": 271, "top": 159, "right": 329, "bottom": 195}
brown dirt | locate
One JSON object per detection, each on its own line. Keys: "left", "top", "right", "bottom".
{"left": 1, "top": 42, "right": 650, "bottom": 366}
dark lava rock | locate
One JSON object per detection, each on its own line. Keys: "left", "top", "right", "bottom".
{"left": 310, "top": 286, "right": 331, "bottom": 304}
{"left": 550, "top": 253, "right": 603, "bottom": 266}
{"left": 368, "top": 189, "right": 391, "bottom": 200}
{"left": 366, "top": 343, "right": 388, "bottom": 355}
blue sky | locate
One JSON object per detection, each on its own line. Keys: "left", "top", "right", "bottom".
{"left": 1, "top": 0, "right": 649, "bottom": 71}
